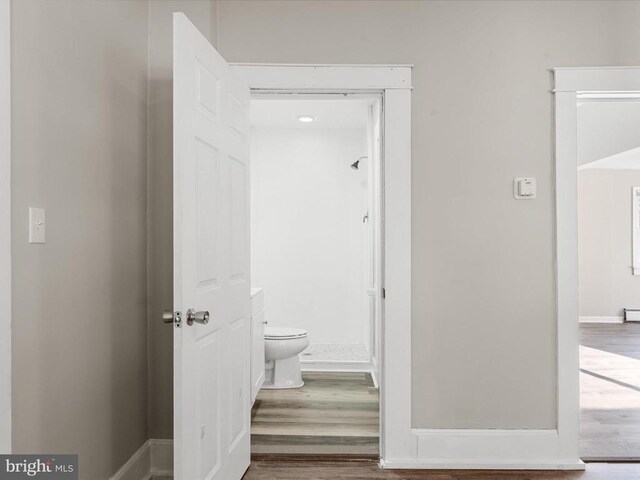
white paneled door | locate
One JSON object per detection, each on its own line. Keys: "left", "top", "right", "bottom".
{"left": 173, "top": 13, "right": 251, "bottom": 480}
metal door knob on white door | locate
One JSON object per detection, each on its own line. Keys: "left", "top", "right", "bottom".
{"left": 186, "top": 309, "right": 209, "bottom": 326}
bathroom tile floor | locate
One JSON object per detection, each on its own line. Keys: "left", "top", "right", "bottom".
{"left": 251, "top": 371, "right": 379, "bottom": 455}
{"left": 580, "top": 323, "right": 640, "bottom": 461}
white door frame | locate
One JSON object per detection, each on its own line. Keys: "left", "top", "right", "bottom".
{"left": 553, "top": 66, "right": 640, "bottom": 464}
{"left": 232, "top": 64, "right": 413, "bottom": 465}
{"left": 0, "top": 0, "right": 11, "bottom": 454}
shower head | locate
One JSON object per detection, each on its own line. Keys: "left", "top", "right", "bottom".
{"left": 351, "top": 156, "right": 367, "bottom": 170}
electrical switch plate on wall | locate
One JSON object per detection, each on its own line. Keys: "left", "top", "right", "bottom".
{"left": 513, "top": 177, "right": 537, "bottom": 200}
{"left": 28, "top": 207, "right": 45, "bottom": 243}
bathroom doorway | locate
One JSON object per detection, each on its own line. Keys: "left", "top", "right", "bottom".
{"left": 248, "top": 94, "right": 383, "bottom": 456}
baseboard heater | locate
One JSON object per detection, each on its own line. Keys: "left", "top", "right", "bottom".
{"left": 624, "top": 309, "right": 640, "bottom": 322}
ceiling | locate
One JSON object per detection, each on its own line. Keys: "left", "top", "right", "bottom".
{"left": 578, "top": 101, "right": 640, "bottom": 169}
{"left": 579, "top": 146, "right": 640, "bottom": 170}
{"left": 250, "top": 98, "right": 370, "bottom": 129}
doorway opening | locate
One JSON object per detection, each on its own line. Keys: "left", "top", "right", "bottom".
{"left": 553, "top": 68, "right": 640, "bottom": 467}
{"left": 248, "top": 93, "right": 383, "bottom": 456}
{"left": 577, "top": 95, "right": 640, "bottom": 462}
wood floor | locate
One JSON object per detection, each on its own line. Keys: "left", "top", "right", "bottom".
{"left": 243, "top": 460, "right": 640, "bottom": 479}
{"left": 244, "top": 324, "right": 640, "bottom": 469}
{"left": 580, "top": 323, "right": 640, "bottom": 461}
{"left": 251, "top": 372, "right": 379, "bottom": 455}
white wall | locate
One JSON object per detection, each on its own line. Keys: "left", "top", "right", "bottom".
{"left": 579, "top": 169, "right": 640, "bottom": 318}
{"left": 251, "top": 127, "right": 369, "bottom": 347}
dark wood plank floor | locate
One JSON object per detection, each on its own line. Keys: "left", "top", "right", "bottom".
{"left": 243, "top": 460, "right": 640, "bottom": 479}
{"left": 580, "top": 323, "right": 640, "bottom": 461}
{"left": 251, "top": 372, "right": 379, "bottom": 455}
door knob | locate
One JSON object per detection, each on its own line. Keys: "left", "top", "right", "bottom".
{"left": 186, "top": 308, "right": 210, "bottom": 326}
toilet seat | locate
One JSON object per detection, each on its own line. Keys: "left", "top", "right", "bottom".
{"left": 264, "top": 326, "right": 308, "bottom": 340}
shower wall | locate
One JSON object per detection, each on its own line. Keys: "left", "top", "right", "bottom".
{"left": 250, "top": 127, "right": 369, "bottom": 353}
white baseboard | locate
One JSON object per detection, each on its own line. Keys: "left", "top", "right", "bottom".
{"left": 109, "top": 439, "right": 173, "bottom": 480}
{"left": 109, "top": 441, "right": 151, "bottom": 480}
{"left": 382, "top": 429, "right": 584, "bottom": 471}
{"left": 579, "top": 316, "right": 624, "bottom": 324}
{"left": 115, "top": 432, "right": 583, "bottom": 474}
{"left": 381, "top": 459, "right": 585, "bottom": 470}
{"left": 371, "top": 368, "right": 379, "bottom": 389}
{"left": 150, "top": 439, "right": 173, "bottom": 477}
{"left": 301, "top": 360, "right": 371, "bottom": 372}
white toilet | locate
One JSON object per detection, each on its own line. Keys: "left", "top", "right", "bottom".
{"left": 263, "top": 326, "right": 309, "bottom": 389}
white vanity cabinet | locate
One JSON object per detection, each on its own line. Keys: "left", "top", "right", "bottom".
{"left": 250, "top": 287, "right": 265, "bottom": 404}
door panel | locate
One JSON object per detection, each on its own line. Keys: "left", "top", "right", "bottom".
{"left": 199, "top": 333, "right": 222, "bottom": 477}
{"left": 228, "top": 317, "right": 248, "bottom": 448}
{"left": 173, "top": 12, "right": 251, "bottom": 480}
{"left": 195, "top": 141, "right": 220, "bottom": 288}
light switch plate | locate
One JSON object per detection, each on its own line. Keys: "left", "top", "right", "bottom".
{"left": 28, "top": 207, "right": 45, "bottom": 244}
{"left": 513, "top": 177, "right": 537, "bottom": 200}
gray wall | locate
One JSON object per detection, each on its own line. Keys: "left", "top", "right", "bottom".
{"left": 11, "top": 1, "right": 149, "bottom": 478}
{"left": 579, "top": 169, "right": 640, "bottom": 318}
{"left": 10, "top": 0, "right": 640, "bottom": 469}
{"left": 214, "top": 0, "right": 640, "bottom": 429}
{"left": 147, "top": 0, "right": 218, "bottom": 439}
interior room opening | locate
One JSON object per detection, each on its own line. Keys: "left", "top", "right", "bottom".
{"left": 248, "top": 93, "right": 383, "bottom": 455}
{"left": 577, "top": 95, "right": 640, "bottom": 462}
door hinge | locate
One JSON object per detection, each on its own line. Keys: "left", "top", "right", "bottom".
{"left": 382, "top": 288, "right": 386, "bottom": 299}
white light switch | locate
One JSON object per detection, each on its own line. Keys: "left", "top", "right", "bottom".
{"left": 28, "top": 207, "right": 45, "bottom": 244}
{"left": 513, "top": 177, "right": 537, "bottom": 200}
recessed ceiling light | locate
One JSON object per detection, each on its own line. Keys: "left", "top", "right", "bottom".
{"left": 297, "top": 115, "right": 315, "bottom": 123}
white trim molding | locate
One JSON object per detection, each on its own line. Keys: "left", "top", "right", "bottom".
{"left": 149, "top": 439, "right": 173, "bottom": 477}
{"left": 0, "top": 0, "right": 11, "bottom": 454}
{"left": 554, "top": 66, "right": 640, "bottom": 470}
{"left": 633, "top": 186, "right": 640, "bottom": 276}
{"left": 231, "top": 64, "right": 413, "bottom": 467}
{"left": 385, "top": 430, "right": 583, "bottom": 470}
{"left": 231, "top": 64, "right": 412, "bottom": 90}
{"left": 108, "top": 441, "right": 151, "bottom": 480}
{"left": 554, "top": 67, "right": 640, "bottom": 93}
{"left": 108, "top": 439, "right": 173, "bottom": 480}
{"left": 579, "top": 316, "right": 624, "bottom": 324}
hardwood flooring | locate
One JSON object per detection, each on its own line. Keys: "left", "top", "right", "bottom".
{"left": 580, "top": 323, "right": 640, "bottom": 461}
{"left": 251, "top": 372, "right": 379, "bottom": 455}
{"left": 248, "top": 325, "right": 640, "bottom": 464}
{"left": 243, "top": 460, "right": 640, "bottom": 479}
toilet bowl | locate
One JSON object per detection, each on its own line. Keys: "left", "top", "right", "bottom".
{"left": 263, "top": 327, "right": 309, "bottom": 389}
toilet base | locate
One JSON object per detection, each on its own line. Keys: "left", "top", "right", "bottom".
{"left": 262, "top": 356, "right": 304, "bottom": 389}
